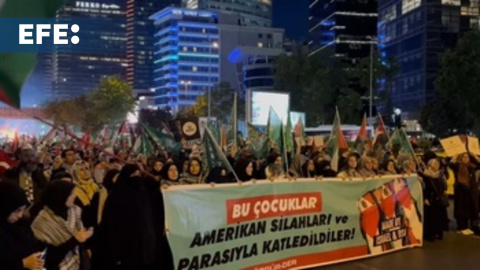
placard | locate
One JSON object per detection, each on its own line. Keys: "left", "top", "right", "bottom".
{"left": 440, "top": 136, "right": 467, "bottom": 156}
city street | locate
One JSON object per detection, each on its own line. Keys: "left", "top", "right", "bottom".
{"left": 314, "top": 233, "right": 479, "bottom": 270}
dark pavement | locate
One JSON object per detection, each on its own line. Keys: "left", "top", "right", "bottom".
{"left": 313, "top": 201, "right": 480, "bottom": 270}
{"left": 314, "top": 232, "right": 480, "bottom": 270}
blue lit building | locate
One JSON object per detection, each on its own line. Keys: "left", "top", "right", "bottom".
{"left": 126, "top": 0, "right": 180, "bottom": 96}
{"left": 150, "top": 8, "right": 220, "bottom": 113}
{"left": 378, "top": 0, "right": 479, "bottom": 119}
{"left": 309, "top": 0, "right": 377, "bottom": 63}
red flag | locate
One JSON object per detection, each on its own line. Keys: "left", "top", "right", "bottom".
{"left": 11, "top": 131, "right": 19, "bottom": 153}
{"left": 357, "top": 114, "right": 368, "bottom": 141}
{"left": 0, "top": 149, "right": 17, "bottom": 176}
{"left": 81, "top": 130, "right": 91, "bottom": 149}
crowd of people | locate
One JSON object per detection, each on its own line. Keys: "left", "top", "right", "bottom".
{"left": 0, "top": 135, "right": 479, "bottom": 269}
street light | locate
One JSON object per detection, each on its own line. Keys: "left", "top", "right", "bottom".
{"left": 208, "top": 41, "right": 219, "bottom": 121}
{"left": 179, "top": 80, "right": 192, "bottom": 91}
{"left": 367, "top": 36, "right": 378, "bottom": 120}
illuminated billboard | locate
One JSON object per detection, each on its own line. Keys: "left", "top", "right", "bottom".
{"left": 251, "top": 91, "right": 290, "bottom": 126}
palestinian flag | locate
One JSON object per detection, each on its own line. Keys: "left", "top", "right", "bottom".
{"left": 372, "top": 114, "right": 389, "bottom": 150}
{"left": 327, "top": 108, "right": 348, "bottom": 172}
{"left": 284, "top": 110, "right": 294, "bottom": 159}
{"left": 355, "top": 113, "right": 369, "bottom": 155}
{"left": 202, "top": 126, "right": 238, "bottom": 181}
{"left": 0, "top": 0, "right": 64, "bottom": 108}
{"left": 0, "top": 149, "right": 16, "bottom": 176}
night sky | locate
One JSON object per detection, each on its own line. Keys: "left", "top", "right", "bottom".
{"left": 272, "top": 0, "right": 309, "bottom": 41}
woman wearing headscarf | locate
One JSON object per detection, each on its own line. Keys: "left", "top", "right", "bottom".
{"left": 301, "top": 159, "right": 316, "bottom": 178}
{"left": 94, "top": 164, "right": 158, "bottom": 269}
{"left": 233, "top": 158, "right": 255, "bottom": 182}
{"left": 180, "top": 157, "right": 204, "bottom": 184}
{"left": 314, "top": 160, "right": 337, "bottom": 178}
{"left": 150, "top": 158, "right": 165, "bottom": 182}
{"left": 449, "top": 152, "right": 479, "bottom": 235}
{"left": 337, "top": 153, "right": 362, "bottom": 178}
{"left": 160, "top": 162, "right": 182, "bottom": 187}
{"left": 380, "top": 159, "right": 398, "bottom": 175}
{"left": 359, "top": 156, "right": 376, "bottom": 177}
{"left": 265, "top": 152, "right": 286, "bottom": 180}
{"left": 71, "top": 160, "right": 102, "bottom": 228}
{"left": 31, "top": 181, "right": 94, "bottom": 270}
{"left": 0, "top": 182, "right": 45, "bottom": 270}
{"left": 422, "top": 158, "right": 448, "bottom": 241}
{"left": 206, "top": 167, "right": 234, "bottom": 183}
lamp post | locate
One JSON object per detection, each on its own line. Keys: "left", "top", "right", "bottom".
{"left": 368, "top": 36, "right": 378, "bottom": 120}
{"left": 208, "top": 41, "right": 219, "bottom": 121}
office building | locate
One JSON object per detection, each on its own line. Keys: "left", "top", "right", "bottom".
{"left": 378, "top": 0, "right": 479, "bottom": 118}
{"left": 52, "top": 0, "right": 127, "bottom": 99}
{"left": 126, "top": 0, "right": 180, "bottom": 96}
{"left": 150, "top": 7, "right": 284, "bottom": 113}
{"left": 182, "top": 0, "right": 272, "bottom": 27}
{"left": 308, "top": 0, "right": 377, "bottom": 63}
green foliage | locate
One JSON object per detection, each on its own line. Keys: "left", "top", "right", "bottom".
{"left": 420, "top": 30, "right": 480, "bottom": 137}
{"left": 188, "top": 82, "right": 245, "bottom": 123}
{"left": 274, "top": 50, "right": 363, "bottom": 126}
{"left": 44, "top": 76, "right": 136, "bottom": 132}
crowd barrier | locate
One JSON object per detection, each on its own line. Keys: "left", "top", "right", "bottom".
{"left": 162, "top": 175, "right": 423, "bottom": 270}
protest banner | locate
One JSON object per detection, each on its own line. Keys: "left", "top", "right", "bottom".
{"left": 467, "top": 136, "right": 480, "bottom": 156}
{"left": 163, "top": 176, "right": 423, "bottom": 270}
{"left": 440, "top": 136, "right": 467, "bottom": 157}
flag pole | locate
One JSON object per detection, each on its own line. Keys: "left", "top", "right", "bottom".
{"left": 205, "top": 126, "right": 240, "bottom": 182}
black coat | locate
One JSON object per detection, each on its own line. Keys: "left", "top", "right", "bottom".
{"left": 449, "top": 163, "right": 479, "bottom": 221}
{"left": 3, "top": 167, "right": 48, "bottom": 204}
{"left": 93, "top": 176, "right": 157, "bottom": 269}
{"left": 0, "top": 219, "right": 44, "bottom": 270}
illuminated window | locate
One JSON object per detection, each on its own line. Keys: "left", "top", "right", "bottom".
{"left": 258, "top": 42, "right": 263, "bottom": 48}
{"left": 183, "top": 47, "right": 188, "bottom": 51}
{"left": 192, "top": 66, "right": 198, "bottom": 72}
{"left": 202, "top": 28, "right": 206, "bottom": 33}
{"left": 193, "top": 47, "right": 197, "bottom": 52}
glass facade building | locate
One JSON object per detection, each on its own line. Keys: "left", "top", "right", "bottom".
{"left": 126, "top": 0, "right": 180, "bottom": 94}
{"left": 182, "top": 0, "right": 272, "bottom": 27}
{"left": 378, "top": 0, "right": 479, "bottom": 118}
{"left": 150, "top": 8, "right": 220, "bottom": 113}
{"left": 52, "top": 0, "right": 127, "bottom": 99}
{"left": 309, "top": 0, "right": 377, "bottom": 63}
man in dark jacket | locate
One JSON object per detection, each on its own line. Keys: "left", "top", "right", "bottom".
{"left": 3, "top": 147, "right": 48, "bottom": 204}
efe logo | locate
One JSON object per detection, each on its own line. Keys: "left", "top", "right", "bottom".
{"left": 19, "top": 24, "right": 80, "bottom": 45}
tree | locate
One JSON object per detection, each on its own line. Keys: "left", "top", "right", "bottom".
{"left": 274, "top": 50, "right": 363, "bottom": 126}
{"left": 352, "top": 52, "right": 400, "bottom": 124}
{"left": 187, "top": 82, "right": 245, "bottom": 123}
{"left": 420, "top": 30, "right": 480, "bottom": 136}
{"left": 44, "top": 76, "right": 137, "bottom": 132}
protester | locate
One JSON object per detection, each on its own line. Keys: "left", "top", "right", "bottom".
{"left": 0, "top": 181, "right": 45, "bottom": 270}
{"left": 422, "top": 158, "right": 448, "bottom": 241}
{"left": 233, "top": 158, "right": 255, "bottom": 182}
{"left": 265, "top": 152, "right": 286, "bottom": 179}
{"left": 150, "top": 158, "right": 165, "bottom": 182}
{"left": 337, "top": 153, "right": 361, "bottom": 178}
{"left": 61, "top": 149, "right": 77, "bottom": 174}
{"left": 4, "top": 147, "right": 48, "bottom": 204}
{"left": 93, "top": 164, "right": 157, "bottom": 269}
{"left": 180, "top": 157, "right": 204, "bottom": 184}
{"left": 31, "top": 181, "right": 93, "bottom": 269}
{"left": 71, "top": 160, "right": 102, "bottom": 228}
{"left": 380, "top": 159, "right": 398, "bottom": 175}
{"left": 359, "top": 156, "right": 375, "bottom": 177}
{"left": 160, "top": 162, "right": 182, "bottom": 187}
{"left": 449, "top": 152, "right": 479, "bottom": 235}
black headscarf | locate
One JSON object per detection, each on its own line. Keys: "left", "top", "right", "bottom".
{"left": 315, "top": 160, "right": 337, "bottom": 177}
{"left": 160, "top": 162, "right": 179, "bottom": 182}
{"left": 0, "top": 181, "right": 29, "bottom": 221}
{"left": 117, "top": 164, "right": 140, "bottom": 185}
{"left": 187, "top": 157, "right": 203, "bottom": 177}
{"left": 42, "top": 181, "right": 75, "bottom": 220}
{"left": 103, "top": 169, "right": 120, "bottom": 192}
{"left": 234, "top": 158, "right": 253, "bottom": 182}
{"left": 206, "top": 167, "right": 233, "bottom": 184}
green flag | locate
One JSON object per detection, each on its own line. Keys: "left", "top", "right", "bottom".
{"left": 327, "top": 108, "right": 348, "bottom": 171}
{"left": 133, "top": 134, "right": 154, "bottom": 156}
{"left": 0, "top": 0, "right": 64, "bottom": 108}
{"left": 267, "top": 107, "right": 283, "bottom": 154}
{"left": 202, "top": 126, "right": 239, "bottom": 181}
{"left": 246, "top": 123, "right": 269, "bottom": 160}
{"left": 284, "top": 111, "right": 294, "bottom": 158}
{"left": 142, "top": 123, "right": 181, "bottom": 155}
{"left": 227, "top": 93, "right": 238, "bottom": 147}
